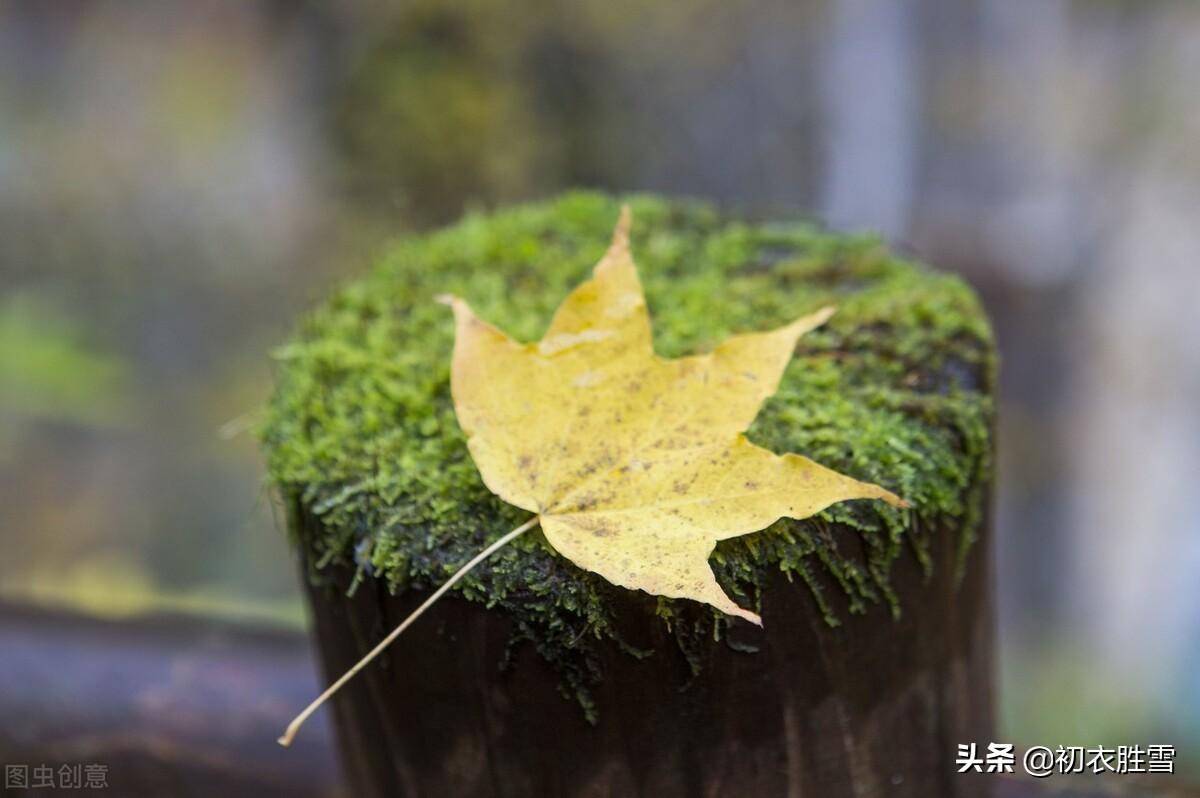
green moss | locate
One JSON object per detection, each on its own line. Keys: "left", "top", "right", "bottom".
{"left": 261, "top": 191, "right": 996, "bottom": 720}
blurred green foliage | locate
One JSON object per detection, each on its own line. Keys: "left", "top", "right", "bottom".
{"left": 335, "top": 3, "right": 548, "bottom": 222}
{"left": 0, "top": 293, "right": 127, "bottom": 454}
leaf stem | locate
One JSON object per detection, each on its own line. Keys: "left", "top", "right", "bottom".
{"left": 278, "top": 514, "right": 541, "bottom": 747}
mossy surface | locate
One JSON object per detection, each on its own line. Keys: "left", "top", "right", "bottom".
{"left": 261, "top": 191, "right": 995, "bottom": 718}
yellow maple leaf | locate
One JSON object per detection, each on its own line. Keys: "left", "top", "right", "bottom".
{"left": 279, "top": 206, "right": 907, "bottom": 746}
{"left": 440, "top": 207, "right": 905, "bottom": 625}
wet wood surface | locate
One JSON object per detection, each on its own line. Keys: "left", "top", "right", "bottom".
{"left": 0, "top": 601, "right": 343, "bottom": 798}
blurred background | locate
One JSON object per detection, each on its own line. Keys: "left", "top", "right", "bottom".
{"left": 2, "top": 0, "right": 1198, "bottom": 784}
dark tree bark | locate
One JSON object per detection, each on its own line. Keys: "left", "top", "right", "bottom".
{"left": 299, "top": 501, "right": 995, "bottom": 798}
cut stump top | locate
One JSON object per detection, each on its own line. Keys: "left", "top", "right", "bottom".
{"left": 263, "top": 191, "right": 996, "bottom": 706}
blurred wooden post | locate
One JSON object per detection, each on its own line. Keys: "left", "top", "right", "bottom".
{"left": 0, "top": 602, "right": 343, "bottom": 798}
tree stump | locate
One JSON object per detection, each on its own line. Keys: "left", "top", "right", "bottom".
{"left": 264, "top": 192, "right": 997, "bottom": 797}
